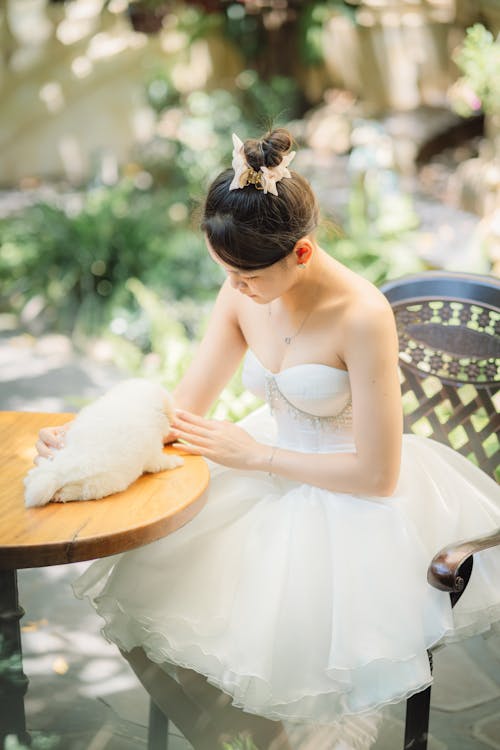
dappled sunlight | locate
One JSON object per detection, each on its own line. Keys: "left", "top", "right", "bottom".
{"left": 22, "top": 630, "right": 67, "bottom": 655}
{"left": 79, "top": 658, "right": 122, "bottom": 683}
{"left": 87, "top": 30, "right": 145, "bottom": 60}
{"left": 39, "top": 81, "right": 65, "bottom": 113}
{"left": 17, "top": 563, "right": 147, "bottom": 738}
{"left": 80, "top": 671, "right": 139, "bottom": 698}
{"left": 71, "top": 54, "right": 93, "bottom": 79}
{"left": 7, "top": 0, "right": 52, "bottom": 46}
{"left": 57, "top": 14, "right": 100, "bottom": 46}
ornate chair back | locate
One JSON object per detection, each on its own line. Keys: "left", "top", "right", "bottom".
{"left": 381, "top": 271, "right": 500, "bottom": 482}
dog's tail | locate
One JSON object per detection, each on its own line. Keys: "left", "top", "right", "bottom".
{"left": 24, "top": 464, "right": 61, "bottom": 508}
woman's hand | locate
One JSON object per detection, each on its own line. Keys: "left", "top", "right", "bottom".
{"left": 170, "top": 410, "right": 267, "bottom": 471}
{"left": 34, "top": 422, "right": 72, "bottom": 465}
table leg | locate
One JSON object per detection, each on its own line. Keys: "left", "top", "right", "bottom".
{"left": 0, "top": 569, "right": 30, "bottom": 745}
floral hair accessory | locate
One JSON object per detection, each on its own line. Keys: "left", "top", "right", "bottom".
{"left": 229, "top": 133, "right": 296, "bottom": 197}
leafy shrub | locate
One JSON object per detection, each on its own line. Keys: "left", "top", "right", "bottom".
{"left": 449, "top": 23, "right": 500, "bottom": 117}
{"left": 320, "top": 171, "right": 424, "bottom": 286}
{"left": 0, "top": 181, "right": 221, "bottom": 334}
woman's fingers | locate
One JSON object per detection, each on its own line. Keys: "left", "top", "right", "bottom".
{"left": 35, "top": 438, "right": 54, "bottom": 458}
{"left": 33, "top": 439, "right": 55, "bottom": 465}
{"left": 39, "top": 426, "right": 66, "bottom": 449}
{"left": 171, "top": 413, "right": 214, "bottom": 440}
{"left": 173, "top": 410, "right": 214, "bottom": 429}
{"left": 170, "top": 427, "right": 212, "bottom": 448}
{"left": 170, "top": 412, "right": 217, "bottom": 455}
{"left": 33, "top": 424, "right": 70, "bottom": 465}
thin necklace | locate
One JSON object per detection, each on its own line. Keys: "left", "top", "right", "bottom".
{"left": 268, "top": 287, "right": 318, "bottom": 345}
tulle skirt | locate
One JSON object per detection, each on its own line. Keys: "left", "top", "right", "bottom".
{"left": 72, "top": 406, "right": 500, "bottom": 748}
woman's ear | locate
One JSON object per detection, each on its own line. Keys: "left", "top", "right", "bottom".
{"left": 293, "top": 237, "right": 314, "bottom": 267}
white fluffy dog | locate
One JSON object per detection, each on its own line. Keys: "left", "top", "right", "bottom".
{"left": 24, "top": 378, "right": 183, "bottom": 507}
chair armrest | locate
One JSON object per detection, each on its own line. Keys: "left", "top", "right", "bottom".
{"left": 427, "top": 528, "right": 500, "bottom": 593}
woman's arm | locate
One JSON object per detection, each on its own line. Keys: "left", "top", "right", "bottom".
{"left": 172, "top": 298, "right": 403, "bottom": 497}
{"left": 172, "top": 278, "right": 248, "bottom": 416}
{"left": 34, "top": 280, "right": 246, "bottom": 462}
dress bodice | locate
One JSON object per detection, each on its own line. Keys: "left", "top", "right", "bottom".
{"left": 242, "top": 349, "right": 355, "bottom": 453}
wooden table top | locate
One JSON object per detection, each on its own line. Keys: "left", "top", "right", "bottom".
{"left": 0, "top": 411, "right": 210, "bottom": 570}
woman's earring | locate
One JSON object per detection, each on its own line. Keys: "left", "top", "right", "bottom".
{"left": 298, "top": 263, "right": 306, "bottom": 269}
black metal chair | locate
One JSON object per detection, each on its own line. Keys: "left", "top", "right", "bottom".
{"left": 380, "top": 270, "right": 500, "bottom": 750}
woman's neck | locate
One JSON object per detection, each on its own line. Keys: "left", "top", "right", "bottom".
{"left": 278, "top": 247, "right": 342, "bottom": 314}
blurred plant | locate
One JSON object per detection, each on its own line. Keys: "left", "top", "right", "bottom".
{"left": 0, "top": 181, "right": 220, "bottom": 334}
{"left": 236, "top": 71, "right": 302, "bottom": 127}
{"left": 321, "top": 174, "right": 424, "bottom": 286}
{"left": 139, "top": 73, "right": 301, "bottom": 189}
{"left": 319, "top": 120, "right": 425, "bottom": 284}
{"left": 125, "top": 0, "right": 348, "bottom": 86}
{"left": 449, "top": 23, "right": 500, "bottom": 117}
{"left": 299, "top": 0, "right": 355, "bottom": 66}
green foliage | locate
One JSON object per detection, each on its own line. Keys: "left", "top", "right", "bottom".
{"left": 223, "top": 0, "right": 354, "bottom": 74}
{"left": 140, "top": 74, "right": 301, "bottom": 191}
{"left": 235, "top": 71, "right": 302, "bottom": 128}
{"left": 0, "top": 149, "right": 425, "bottom": 340}
{"left": 299, "top": 0, "right": 356, "bottom": 66}
{"left": 0, "top": 181, "right": 221, "bottom": 334}
{"left": 224, "top": 2, "right": 261, "bottom": 62}
{"left": 320, "top": 172, "right": 425, "bottom": 286}
{"left": 450, "top": 23, "right": 500, "bottom": 117}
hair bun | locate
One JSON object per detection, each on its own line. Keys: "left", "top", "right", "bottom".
{"left": 244, "top": 128, "right": 293, "bottom": 171}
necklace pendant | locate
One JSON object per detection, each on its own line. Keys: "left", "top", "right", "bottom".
{"left": 284, "top": 336, "right": 292, "bottom": 345}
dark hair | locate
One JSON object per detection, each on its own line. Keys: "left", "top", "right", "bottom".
{"left": 201, "top": 128, "right": 319, "bottom": 270}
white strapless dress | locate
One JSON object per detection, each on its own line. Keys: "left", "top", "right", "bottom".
{"left": 72, "top": 350, "right": 500, "bottom": 748}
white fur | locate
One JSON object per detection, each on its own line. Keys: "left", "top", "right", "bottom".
{"left": 24, "top": 378, "right": 183, "bottom": 507}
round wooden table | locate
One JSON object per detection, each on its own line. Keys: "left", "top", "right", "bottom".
{"left": 0, "top": 411, "right": 210, "bottom": 746}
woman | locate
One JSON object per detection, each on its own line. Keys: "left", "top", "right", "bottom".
{"left": 36, "top": 129, "right": 500, "bottom": 750}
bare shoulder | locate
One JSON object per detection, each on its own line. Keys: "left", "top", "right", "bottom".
{"left": 343, "top": 277, "right": 395, "bottom": 336}
{"left": 215, "top": 278, "right": 243, "bottom": 322}
{"left": 337, "top": 277, "right": 398, "bottom": 369}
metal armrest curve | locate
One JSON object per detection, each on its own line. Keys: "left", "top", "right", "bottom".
{"left": 427, "top": 528, "right": 500, "bottom": 593}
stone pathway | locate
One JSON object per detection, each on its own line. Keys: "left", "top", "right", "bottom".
{"left": 1, "top": 331, "right": 500, "bottom": 750}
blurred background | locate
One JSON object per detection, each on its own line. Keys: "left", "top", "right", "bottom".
{"left": 1, "top": 0, "right": 499, "bottom": 418}
{"left": 1, "top": 3, "right": 500, "bottom": 750}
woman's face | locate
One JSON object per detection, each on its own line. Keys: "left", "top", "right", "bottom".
{"left": 205, "top": 238, "right": 297, "bottom": 304}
